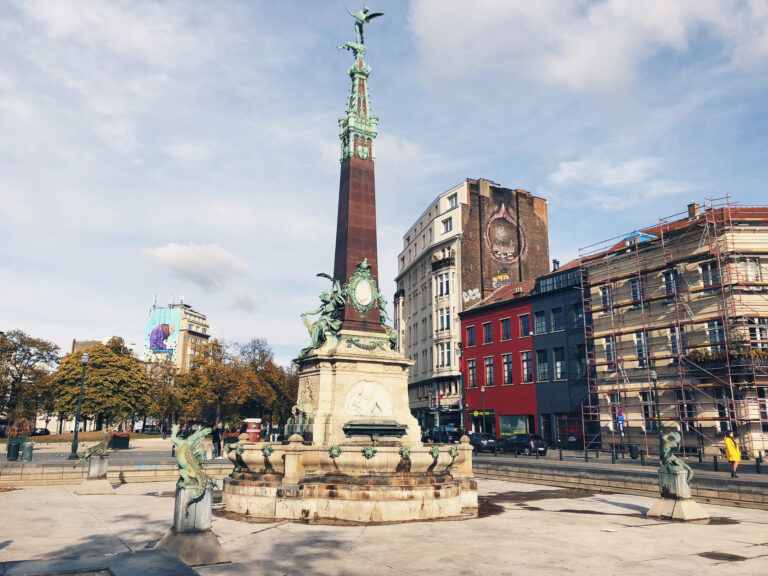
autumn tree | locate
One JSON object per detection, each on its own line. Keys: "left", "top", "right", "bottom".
{"left": 0, "top": 330, "right": 60, "bottom": 419}
{"left": 52, "top": 343, "right": 151, "bottom": 428}
{"left": 148, "top": 361, "right": 181, "bottom": 425}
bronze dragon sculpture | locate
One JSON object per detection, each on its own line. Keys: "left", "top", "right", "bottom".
{"left": 170, "top": 424, "right": 218, "bottom": 515}
{"left": 72, "top": 429, "right": 113, "bottom": 468}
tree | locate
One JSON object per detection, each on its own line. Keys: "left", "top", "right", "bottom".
{"left": 0, "top": 330, "right": 60, "bottom": 419}
{"left": 148, "top": 361, "right": 181, "bottom": 425}
{"left": 52, "top": 344, "right": 151, "bottom": 427}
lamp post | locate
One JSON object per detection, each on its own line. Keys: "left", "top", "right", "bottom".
{"left": 68, "top": 352, "right": 89, "bottom": 460}
{"left": 481, "top": 386, "right": 486, "bottom": 434}
{"left": 650, "top": 370, "right": 663, "bottom": 454}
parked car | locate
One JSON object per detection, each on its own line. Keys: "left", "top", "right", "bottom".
{"left": 0, "top": 424, "right": 6, "bottom": 438}
{"left": 498, "top": 434, "right": 547, "bottom": 456}
{"left": 468, "top": 433, "right": 497, "bottom": 453}
{"left": 423, "top": 429, "right": 461, "bottom": 444}
{"left": 31, "top": 428, "right": 51, "bottom": 436}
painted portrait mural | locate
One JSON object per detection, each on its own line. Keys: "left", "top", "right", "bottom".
{"left": 143, "top": 307, "right": 181, "bottom": 363}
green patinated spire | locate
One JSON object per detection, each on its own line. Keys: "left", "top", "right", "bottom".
{"left": 338, "top": 7, "right": 383, "bottom": 162}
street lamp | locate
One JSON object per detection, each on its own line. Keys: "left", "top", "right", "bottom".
{"left": 68, "top": 352, "right": 89, "bottom": 460}
{"left": 481, "top": 386, "right": 486, "bottom": 434}
{"left": 650, "top": 370, "right": 663, "bottom": 454}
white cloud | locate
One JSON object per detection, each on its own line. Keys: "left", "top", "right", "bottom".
{"left": 144, "top": 243, "right": 249, "bottom": 290}
{"left": 409, "top": 0, "right": 768, "bottom": 93}
{"left": 546, "top": 155, "right": 694, "bottom": 210}
{"left": 161, "top": 143, "right": 212, "bottom": 164}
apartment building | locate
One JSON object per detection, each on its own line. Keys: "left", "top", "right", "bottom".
{"left": 394, "top": 178, "right": 549, "bottom": 430}
{"left": 581, "top": 200, "right": 768, "bottom": 457}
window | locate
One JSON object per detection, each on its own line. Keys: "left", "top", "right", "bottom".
{"left": 502, "top": 354, "right": 513, "bottom": 384}
{"left": 601, "top": 285, "right": 613, "bottom": 309}
{"left": 670, "top": 326, "right": 686, "bottom": 356}
{"left": 640, "top": 391, "right": 656, "bottom": 431}
{"left": 749, "top": 317, "right": 768, "bottom": 349}
{"left": 663, "top": 270, "right": 681, "bottom": 299}
{"left": 708, "top": 320, "right": 725, "bottom": 353}
{"left": 534, "top": 311, "right": 547, "bottom": 334}
{"left": 483, "top": 322, "right": 492, "bottom": 344}
{"left": 701, "top": 262, "right": 720, "bottom": 288}
{"left": 466, "top": 359, "right": 476, "bottom": 388}
{"left": 577, "top": 344, "right": 587, "bottom": 378}
{"left": 501, "top": 318, "right": 511, "bottom": 340}
{"left": 676, "top": 389, "right": 695, "bottom": 433}
{"left": 448, "top": 193, "right": 458, "bottom": 208}
{"left": 438, "top": 308, "right": 451, "bottom": 331}
{"left": 573, "top": 304, "right": 584, "bottom": 328}
{"left": 435, "top": 342, "right": 451, "bottom": 367}
{"left": 630, "top": 278, "right": 644, "bottom": 304}
{"left": 551, "top": 308, "right": 563, "bottom": 331}
{"left": 608, "top": 393, "right": 620, "bottom": 423}
{"left": 437, "top": 272, "right": 450, "bottom": 296}
{"left": 520, "top": 314, "right": 531, "bottom": 336}
{"left": 443, "top": 217, "right": 453, "bottom": 233}
{"left": 605, "top": 336, "right": 616, "bottom": 363}
{"left": 484, "top": 357, "right": 494, "bottom": 387}
{"left": 466, "top": 326, "right": 476, "bottom": 347}
{"left": 758, "top": 388, "right": 768, "bottom": 433}
{"left": 715, "top": 388, "right": 734, "bottom": 432}
{"left": 635, "top": 331, "right": 648, "bottom": 367}
{"left": 739, "top": 258, "right": 761, "bottom": 283}
{"left": 536, "top": 350, "right": 549, "bottom": 381}
{"left": 521, "top": 351, "right": 532, "bottom": 382}
{"left": 554, "top": 348, "right": 565, "bottom": 379}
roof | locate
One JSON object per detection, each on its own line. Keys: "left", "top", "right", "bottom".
{"left": 462, "top": 279, "right": 535, "bottom": 314}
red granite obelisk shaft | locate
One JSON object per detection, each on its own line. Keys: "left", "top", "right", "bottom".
{"left": 333, "top": 154, "right": 384, "bottom": 333}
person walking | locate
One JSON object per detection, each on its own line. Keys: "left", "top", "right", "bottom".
{"left": 212, "top": 422, "right": 223, "bottom": 459}
{"left": 724, "top": 429, "right": 741, "bottom": 478}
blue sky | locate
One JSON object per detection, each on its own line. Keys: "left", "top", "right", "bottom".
{"left": 2, "top": 0, "right": 767, "bottom": 365}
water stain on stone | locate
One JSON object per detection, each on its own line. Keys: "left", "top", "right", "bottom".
{"left": 698, "top": 551, "right": 747, "bottom": 562}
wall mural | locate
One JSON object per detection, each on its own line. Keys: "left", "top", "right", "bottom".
{"left": 485, "top": 197, "right": 527, "bottom": 265}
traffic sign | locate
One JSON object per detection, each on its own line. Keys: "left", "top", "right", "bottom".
{"left": 617, "top": 415, "right": 625, "bottom": 425}
{"left": 617, "top": 408, "right": 624, "bottom": 416}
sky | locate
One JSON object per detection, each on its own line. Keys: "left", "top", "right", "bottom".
{"left": 2, "top": 0, "right": 768, "bottom": 366}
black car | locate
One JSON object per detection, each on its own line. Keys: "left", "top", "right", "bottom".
{"left": 468, "top": 433, "right": 497, "bottom": 453}
{"left": 498, "top": 434, "right": 547, "bottom": 456}
{"left": 31, "top": 428, "right": 50, "bottom": 436}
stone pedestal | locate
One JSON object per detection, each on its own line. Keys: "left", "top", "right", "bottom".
{"left": 155, "top": 485, "right": 229, "bottom": 566}
{"left": 296, "top": 331, "right": 422, "bottom": 447}
{"left": 75, "top": 455, "right": 115, "bottom": 495}
{"left": 645, "top": 470, "right": 709, "bottom": 521}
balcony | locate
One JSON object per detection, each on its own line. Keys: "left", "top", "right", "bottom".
{"left": 431, "top": 250, "right": 456, "bottom": 272}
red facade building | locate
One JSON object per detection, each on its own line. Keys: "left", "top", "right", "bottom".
{"left": 460, "top": 280, "right": 538, "bottom": 437}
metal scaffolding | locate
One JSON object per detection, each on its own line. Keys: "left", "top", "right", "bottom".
{"left": 579, "top": 198, "right": 768, "bottom": 457}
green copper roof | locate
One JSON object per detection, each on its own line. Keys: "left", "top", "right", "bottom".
{"left": 338, "top": 8, "right": 382, "bottom": 163}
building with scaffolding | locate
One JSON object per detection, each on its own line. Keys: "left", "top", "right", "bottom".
{"left": 580, "top": 199, "right": 768, "bottom": 458}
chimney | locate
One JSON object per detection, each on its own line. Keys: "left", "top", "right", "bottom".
{"left": 687, "top": 202, "right": 700, "bottom": 219}
{"left": 552, "top": 259, "right": 560, "bottom": 271}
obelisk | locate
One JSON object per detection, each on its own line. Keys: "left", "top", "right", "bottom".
{"left": 333, "top": 16, "right": 384, "bottom": 333}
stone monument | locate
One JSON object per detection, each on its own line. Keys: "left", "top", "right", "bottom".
{"left": 155, "top": 425, "right": 229, "bottom": 566}
{"left": 222, "top": 7, "right": 477, "bottom": 524}
{"left": 73, "top": 430, "right": 115, "bottom": 495}
{"left": 646, "top": 431, "right": 709, "bottom": 521}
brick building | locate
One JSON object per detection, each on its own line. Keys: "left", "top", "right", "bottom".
{"left": 394, "top": 179, "right": 549, "bottom": 431}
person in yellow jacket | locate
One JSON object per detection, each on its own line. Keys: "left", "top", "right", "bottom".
{"left": 724, "top": 430, "right": 741, "bottom": 478}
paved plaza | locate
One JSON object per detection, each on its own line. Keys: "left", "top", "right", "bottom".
{"left": 1, "top": 477, "right": 766, "bottom": 575}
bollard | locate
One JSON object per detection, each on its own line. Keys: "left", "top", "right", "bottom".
{"left": 171, "top": 445, "right": 176, "bottom": 458}
{"left": 494, "top": 446, "right": 498, "bottom": 457}
{"left": 611, "top": 450, "right": 616, "bottom": 464}
{"left": 756, "top": 457, "right": 762, "bottom": 475}
{"left": 698, "top": 449, "right": 703, "bottom": 463}
{"left": 713, "top": 455, "right": 719, "bottom": 472}
{"left": 514, "top": 448, "right": 518, "bottom": 458}
{"left": 584, "top": 450, "right": 589, "bottom": 462}
{"left": 536, "top": 450, "right": 540, "bottom": 460}
{"left": 640, "top": 451, "right": 646, "bottom": 466}
{"left": 559, "top": 448, "right": 563, "bottom": 461}
{"left": 595, "top": 448, "right": 599, "bottom": 460}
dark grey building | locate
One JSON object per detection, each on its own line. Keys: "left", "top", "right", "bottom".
{"left": 530, "top": 263, "right": 590, "bottom": 447}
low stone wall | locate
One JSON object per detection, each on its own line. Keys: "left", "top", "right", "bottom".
{"left": 474, "top": 461, "right": 768, "bottom": 510}
{"left": 0, "top": 462, "right": 233, "bottom": 487}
